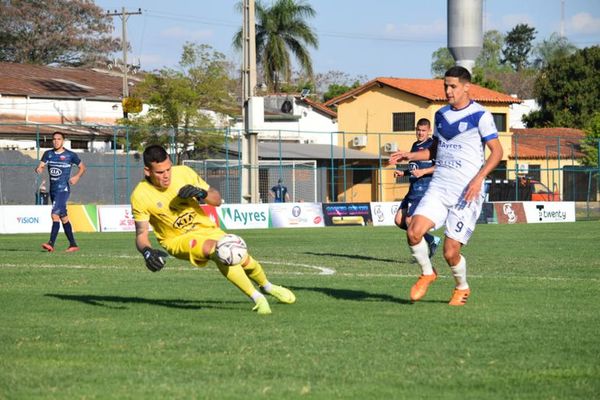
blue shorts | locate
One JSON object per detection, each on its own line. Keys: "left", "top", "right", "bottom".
{"left": 399, "top": 196, "right": 422, "bottom": 217}
{"left": 50, "top": 191, "right": 70, "bottom": 217}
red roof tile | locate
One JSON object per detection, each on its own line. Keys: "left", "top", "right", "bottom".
{"left": 298, "top": 96, "right": 337, "bottom": 118}
{"left": 510, "top": 128, "right": 586, "bottom": 160}
{"left": 324, "top": 77, "right": 520, "bottom": 106}
{"left": 0, "top": 62, "right": 141, "bottom": 99}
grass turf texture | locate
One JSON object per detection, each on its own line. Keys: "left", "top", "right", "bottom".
{"left": 1, "top": 222, "right": 599, "bottom": 399}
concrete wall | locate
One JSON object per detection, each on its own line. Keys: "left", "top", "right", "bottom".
{"left": 0, "top": 150, "right": 144, "bottom": 205}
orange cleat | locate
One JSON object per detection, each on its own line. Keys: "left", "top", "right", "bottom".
{"left": 449, "top": 288, "right": 471, "bottom": 306}
{"left": 410, "top": 268, "right": 437, "bottom": 302}
{"left": 42, "top": 243, "right": 54, "bottom": 252}
{"left": 65, "top": 246, "right": 80, "bottom": 253}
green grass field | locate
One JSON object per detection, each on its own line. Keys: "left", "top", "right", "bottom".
{"left": 1, "top": 222, "right": 599, "bottom": 399}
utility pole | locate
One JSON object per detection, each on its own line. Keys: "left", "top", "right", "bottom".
{"left": 242, "top": 0, "right": 259, "bottom": 203}
{"left": 106, "top": 7, "right": 142, "bottom": 118}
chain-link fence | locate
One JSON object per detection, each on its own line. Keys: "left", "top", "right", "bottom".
{"left": 1, "top": 123, "right": 599, "bottom": 219}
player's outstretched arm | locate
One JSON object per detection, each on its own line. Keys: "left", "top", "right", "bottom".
{"left": 35, "top": 161, "right": 46, "bottom": 174}
{"left": 135, "top": 220, "right": 167, "bottom": 272}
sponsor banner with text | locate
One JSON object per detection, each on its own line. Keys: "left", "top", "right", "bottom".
{"left": 523, "top": 201, "right": 575, "bottom": 223}
{"left": 98, "top": 205, "right": 136, "bottom": 232}
{"left": 370, "top": 202, "right": 402, "bottom": 226}
{"left": 270, "top": 202, "right": 325, "bottom": 228}
{"left": 217, "top": 203, "right": 270, "bottom": 230}
{"left": 0, "top": 205, "right": 54, "bottom": 234}
{"left": 321, "top": 203, "right": 372, "bottom": 227}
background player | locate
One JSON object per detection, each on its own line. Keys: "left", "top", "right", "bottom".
{"left": 394, "top": 118, "right": 440, "bottom": 258}
{"left": 131, "top": 144, "right": 295, "bottom": 315}
{"left": 35, "top": 131, "right": 86, "bottom": 252}
{"left": 389, "top": 66, "right": 503, "bottom": 306}
{"left": 269, "top": 179, "right": 290, "bottom": 203}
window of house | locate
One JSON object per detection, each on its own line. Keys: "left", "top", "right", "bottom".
{"left": 352, "top": 167, "right": 372, "bottom": 184}
{"left": 492, "top": 113, "right": 507, "bottom": 132}
{"left": 528, "top": 164, "right": 541, "bottom": 181}
{"left": 392, "top": 112, "right": 415, "bottom": 132}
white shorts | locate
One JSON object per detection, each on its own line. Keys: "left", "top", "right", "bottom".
{"left": 413, "top": 185, "right": 485, "bottom": 245}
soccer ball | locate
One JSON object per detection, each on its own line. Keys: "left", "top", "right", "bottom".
{"left": 215, "top": 234, "right": 248, "bottom": 265}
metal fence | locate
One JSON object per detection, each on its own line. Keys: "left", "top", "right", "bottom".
{"left": 1, "top": 123, "right": 599, "bottom": 219}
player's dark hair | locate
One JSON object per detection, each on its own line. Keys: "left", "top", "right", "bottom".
{"left": 416, "top": 118, "right": 430, "bottom": 128}
{"left": 143, "top": 144, "right": 169, "bottom": 167}
{"left": 52, "top": 131, "right": 65, "bottom": 139}
{"left": 445, "top": 66, "right": 472, "bottom": 82}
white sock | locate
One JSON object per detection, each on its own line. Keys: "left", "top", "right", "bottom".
{"left": 409, "top": 238, "right": 434, "bottom": 275}
{"left": 250, "top": 290, "right": 265, "bottom": 302}
{"left": 261, "top": 281, "right": 272, "bottom": 292}
{"left": 450, "top": 255, "right": 469, "bottom": 290}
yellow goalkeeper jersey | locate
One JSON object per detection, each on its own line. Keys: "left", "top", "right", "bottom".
{"left": 130, "top": 165, "right": 216, "bottom": 242}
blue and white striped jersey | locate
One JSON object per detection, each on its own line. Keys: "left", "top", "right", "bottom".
{"left": 432, "top": 100, "right": 498, "bottom": 194}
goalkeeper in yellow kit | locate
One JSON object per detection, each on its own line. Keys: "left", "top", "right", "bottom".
{"left": 130, "top": 144, "right": 295, "bottom": 315}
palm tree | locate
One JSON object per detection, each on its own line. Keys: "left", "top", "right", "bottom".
{"left": 233, "top": 0, "right": 318, "bottom": 92}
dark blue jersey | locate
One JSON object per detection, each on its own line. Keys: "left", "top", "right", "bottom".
{"left": 404, "top": 138, "right": 434, "bottom": 200}
{"left": 41, "top": 149, "right": 82, "bottom": 194}
{"left": 271, "top": 184, "right": 288, "bottom": 202}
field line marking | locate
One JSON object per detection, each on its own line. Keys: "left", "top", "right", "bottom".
{"left": 1, "top": 263, "right": 598, "bottom": 282}
{"left": 261, "top": 260, "right": 336, "bottom": 275}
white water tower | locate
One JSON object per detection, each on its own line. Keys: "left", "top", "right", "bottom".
{"left": 447, "top": 0, "right": 483, "bottom": 73}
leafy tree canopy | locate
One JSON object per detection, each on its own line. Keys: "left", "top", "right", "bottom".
{"left": 122, "top": 43, "right": 237, "bottom": 163}
{"left": 233, "top": 0, "right": 318, "bottom": 93}
{"left": 532, "top": 32, "right": 578, "bottom": 69}
{"left": 0, "top": 0, "right": 120, "bottom": 66}
{"left": 502, "top": 23, "right": 537, "bottom": 71}
{"left": 581, "top": 112, "right": 600, "bottom": 167}
{"left": 523, "top": 46, "right": 600, "bottom": 129}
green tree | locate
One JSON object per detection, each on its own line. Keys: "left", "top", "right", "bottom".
{"left": 0, "top": 0, "right": 119, "bottom": 66}
{"left": 580, "top": 112, "right": 600, "bottom": 167}
{"left": 502, "top": 24, "right": 537, "bottom": 71}
{"left": 123, "top": 43, "right": 237, "bottom": 163}
{"left": 431, "top": 47, "right": 455, "bottom": 78}
{"left": 532, "top": 32, "right": 577, "bottom": 69}
{"left": 233, "top": 0, "right": 318, "bottom": 92}
{"left": 523, "top": 46, "right": 600, "bottom": 129}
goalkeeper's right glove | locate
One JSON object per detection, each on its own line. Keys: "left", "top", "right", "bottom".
{"left": 142, "top": 247, "right": 168, "bottom": 272}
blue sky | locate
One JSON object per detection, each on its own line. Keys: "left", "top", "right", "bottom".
{"left": 95, "top": 0, "right": 600, "bottom": 80}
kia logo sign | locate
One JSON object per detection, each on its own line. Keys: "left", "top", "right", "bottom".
{"left": 49, "top": 167, "right": 62, "bottom": 177}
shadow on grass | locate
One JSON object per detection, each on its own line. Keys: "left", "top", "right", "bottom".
{"left": 303, "top": 251, "right": 397, "bottom": 263}
{"left": 45, "top": 293, "right": 245, "bottom": 311}
{"left": 289, "top": 286, "right": 414, "bottom": 304}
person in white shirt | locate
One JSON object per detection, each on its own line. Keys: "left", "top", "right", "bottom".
{"left": 389, "top": 66, "right": 503, "bottom": 306}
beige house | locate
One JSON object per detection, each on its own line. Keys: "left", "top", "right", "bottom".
{"left": 510, "top": 127, "right": 591, "bottom": 201}
{"left": 324, "top": 77, "right": 520, "bottom": 202}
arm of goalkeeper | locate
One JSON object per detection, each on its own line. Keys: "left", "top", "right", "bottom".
{"left": 142, "top": 247, "right": 168, "bottom": 272}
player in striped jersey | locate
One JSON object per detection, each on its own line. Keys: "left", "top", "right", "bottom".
{"left": 390, "top": 66, "right": 503, "bottom": 306}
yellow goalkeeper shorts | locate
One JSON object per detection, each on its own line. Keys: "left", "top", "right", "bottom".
{"left": 161, "top": 227, "right": 226, "bottom": 267}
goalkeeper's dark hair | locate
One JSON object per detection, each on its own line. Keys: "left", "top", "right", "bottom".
{"left": 444, "top": 66, "right": 471, "bottom": 83}
{"left": 143, "top": 144, "right": 170, "bottom": 167}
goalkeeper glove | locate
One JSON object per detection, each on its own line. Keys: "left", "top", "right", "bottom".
{"left": 142, "top": 247, "right": 168, "bottom": 272}
{"left": 178, "top": 184, "right": 208, "bottom": 200}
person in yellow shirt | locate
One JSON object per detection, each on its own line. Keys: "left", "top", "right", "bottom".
{"left": 130, "top": 144, "right": 295, "bottom": 315}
